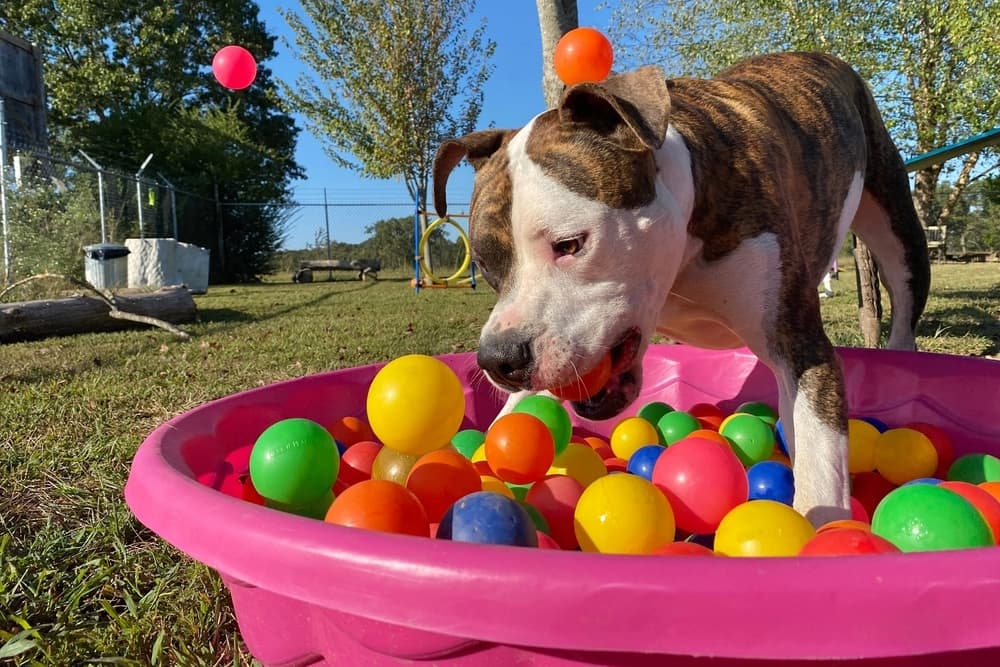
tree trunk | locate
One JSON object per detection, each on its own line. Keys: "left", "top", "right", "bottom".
{"left": 912, "top": 166, "right": 942, "bottom": 227}
{"left": 853, "top": 238, "right": 882, "bottom": 347}
{"left": 536, "top": 0, "right": 579, "bottom": 108}
{"left": 1, "top": 287, "right": 197, "bottom": 343}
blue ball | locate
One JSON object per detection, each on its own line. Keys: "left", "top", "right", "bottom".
{"left": 858, "top": 416, "right": 890, "bottom": 433}
{"left": 438, "top": 491, "right": 538, "bottom": 547}
{"left": 903, "top": 477, "right": 943, "bottom": 486}
{"left": 747, "top": 460, "right": 795, "bottom": 505}
{"left": 774, "top": 418, "right": 789, "bottom": 456}
{"left": 335, "top": 439, "right": 348, "bottom": 456}
{"left": 626, "top": 444, "right": 666, "bottom": 481}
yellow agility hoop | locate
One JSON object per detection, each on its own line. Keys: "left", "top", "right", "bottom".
{"left": 418, "top": 217, "right": 473, "bottom": 286}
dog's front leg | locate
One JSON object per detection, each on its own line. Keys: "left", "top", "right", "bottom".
{"left": 767, "top": 333, "right": 852, "bottom": 528}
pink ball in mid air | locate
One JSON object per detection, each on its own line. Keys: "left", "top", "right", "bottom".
{"left": 212, "top": 45, "right": 257, "bottom": 90}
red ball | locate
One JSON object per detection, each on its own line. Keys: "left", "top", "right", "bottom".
{"left": 939, "top": 481, "right": 1000, "bottom": 543}
{"left": 851, "top": 471, "right": 897, "bottom": 518}
{"left": 687, "top": 403, "right": 726, "bottom": 431}
{"left": 485, "top": 413, "right": 555, "bottom": 484}
{"left": 799, "top": 528, "right": 901, "bottom": 556}
{"left": 850, "top": 495, "right": 870, "bottom": 523}
{"left": 212, "top": 45, "right": 257, "bottom": 90}
{"left": 328, "top": 415, "right": 377, "bottom": 447}
{"left": 550, "top": 353, "right": 612, "bottom": 401}
{"left": 537, "top": 531, "right": 562, "bottom": 549}
{"left": 526, "top": 475, "right": 585, "bottom": 550}
{"left": 651, "top": 437, "right": 748, "bottom": 535}
{"left": 405, "top": 448, "right": 482, "bottom": 523}
{"left": 553, "top": 27, "right": 614, "bottom": 86}
{"left": 652, "top": 541, "right": 717, "bottom": 556}
{"left": 325, "top": 479, "right": 429, "bottom": 537}
{"left": 905, "top": 421, "right": 955, "bottom": 479}
{"left": 334, "top": 440, "right": 382, "bottom": 493}
{"left": 604, "top": 457, "right": 628, "bottom": 474}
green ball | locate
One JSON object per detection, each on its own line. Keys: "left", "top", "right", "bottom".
{"left": 637, "top": 401, "right": 674, "bottom": 426}
{"left": 507, "top": 482, "right": 532, "bottom": 501}
{"left": 249, "top": 418, "right": 339, "bottom": 507}
{"left": 656, "top": 410, "right": 700, "bottom": 445}
{"left": 513, "top": 395, "right": 572, "bottom": 456}
{"left": 735, "top": 401, "right": 779, "bottom": 427}
{"left": 452, "top": 428, "right": 486, "bottom": 459}
{"left": 872, "top": 484, "right": 992, "bottom": 552}
{"left": 947, "top": 453, "right": 1000, "bottom": 484}
{"left": 720, "top": 414, "right": 775, "bottom": 467}
{"left": 266, "top": 489, "right": 335, "bottom": 520}
{"left": 517, "top": 499, "right": 550, "bottom": 534}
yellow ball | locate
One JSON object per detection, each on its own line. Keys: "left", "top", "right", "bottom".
{"left": 848, "top": 418, "right": 880, "bottom": 473}
{"left": 574, "top": 474, "right": 675, "bottom": 554}
{"left": 715, "top": 500, "right": 816, "bottom": 557}
{"left": 370, "top": 447, "right": 421, "bottom": 485}
{"left": 479, "top": 475, "right": 513, "bottom": 498}
{"left": 874, "top": 427, "right": 938, "bottom": 485}
{"left": 610, "top": 417, "right": 660, "bottom": 460}
{"left": 366, "top": 354, "right": 465, "bottom": 455}
{"left": 548, "top": 442, "right": 607, "bottom": 488}
{"left": 471, "top": 444, "right": 488, "bottom": 463}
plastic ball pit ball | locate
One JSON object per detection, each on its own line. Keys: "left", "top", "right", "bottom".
{"left": 874, "top": 427, "right": 938, "bottom": 485}
{"left": 655, "top": 409, "right": 701, "bottom": 444}
{"left": 549, "top": 352, "right": 612, "bottom": 402}
{"left": 366, "top": 354, "right": 465, "bottom": 456}
{"left": 370, "top": 446, "right": 420, "bottom": 486}
{"left": 734, "top": 401, "right": 778, "bottom": 427}
{"left": 747, "top": 460, "right": 794, "bottom": 505}
{"left": 325, "top": 479, "right": 428, "bottom": 537}
{"left": 511, "top": 394, "right": 573, "bottom": 456}
{"left": 451, "top": 428, "right": 485, "bottom": 459}
{"left": 484, "top": 412, "right": 555, "bottom": 484}
{"left": 937, "top": 481, "right": 1000, "bottom": 543}
{"left": 871, "top": 483, "right": 993, "bottom": 552}
{"left": 609, "top": 416, "right": 659, "bottom": 460}
{"left": 714, "top": 500, "right": 816, "bottom": 557}
{"left": 334, "top": 440, "right": 381, "bottom": 492}
{"left": 574, "top": 472, "right": 675, "bottom": 554}
{"left": 651, "top": 436, "right": 749, "bottom": 535}
{"left": 626, "top": 443, "right": 665, "bottom": 481}
{"left": 548, "top": 442, "right": 606, "bottom": 488}
{"left": 848, "top": 418, "right": 880, "bottom": 473}
{"left": 690, "top": 402, "right": 726, "bottom": 431}
{"left": 438, "top": 491, "right": 538, "bottom": 547}
{"left": 720, "top": 413, "right": 775, "bottom": 466}
{"left": 249, "top": 418, "right": 339, "bottom": 508}
{"left": 525, "top": 475, "right": 584, "bottom": 550}
{"left": 552, "top": 27, "right": 614, "bottom": 86}
{"left": 799, "top": 528, "right": 900, "bottom": 556}
{"left": 906, "top": 421, "right": 955, "bottom": 478}
{"left": 948, "top": 453, "right": 1000, "bottom": 484}
{"left": 405, "top": 448, "right": 482, "bottom": 523}
{"left": 126, "top": 346, "right": 1000, "bottom": 665}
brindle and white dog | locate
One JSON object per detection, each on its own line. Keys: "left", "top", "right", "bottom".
{"left": 432, "top": 52, "right": 930, "bottom": 526}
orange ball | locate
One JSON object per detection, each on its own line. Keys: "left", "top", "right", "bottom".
{"left": 327, "top": 415, "right": 377, "bottom": 446}
{"left": 687, "top": 403, "right": 726, "bottom": 431}
{"left": 553, "top": 27, "right": 614, "bottom": 86}
{"left": 485, "top": 413, "right": 555, "bottom": 484}
{"left": 405, "top": 448, "right": 482, "bottom": 523}
{"left": 652, "top": 541, "right": 718, "bottom": 556}
{"left": 325, "top": 479, "right": 429, "bottom": 537}
{"left": 549, "top": 352, "right": 612, "bottom": 401}
{"left": 684, "top": 429, "right": 730, "bottom": 446}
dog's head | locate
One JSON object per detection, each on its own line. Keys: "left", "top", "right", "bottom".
{"left": 433, "top": 66, "right": 686, "bottom": 420}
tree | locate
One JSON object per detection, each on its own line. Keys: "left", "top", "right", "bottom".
{"left": 536, "top": 0, "right": 579, "bottom": 108}
{"left": 279, "top": 0, "right": 495, "bottom": 209}
{"left": 605, "top": 0, "right": 1000, "bottom": 229}
{"left": 1, "top": 0, "right": 301, "bottom": 282}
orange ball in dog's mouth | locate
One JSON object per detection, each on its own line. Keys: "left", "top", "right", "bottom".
{"left": 550, "top": 353, "right": 613, "bottom": 402}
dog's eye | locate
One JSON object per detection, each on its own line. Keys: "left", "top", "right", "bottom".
{"left": 553, "top": 236, "right": 585, "bottom": 257}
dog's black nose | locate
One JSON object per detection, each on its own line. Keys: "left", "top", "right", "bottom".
{"left": 478, "top": 333, "right": 533, "bottom": 388}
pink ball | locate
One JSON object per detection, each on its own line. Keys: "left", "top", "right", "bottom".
{"left": 526, "top": 474, "right": 585, "bottom": 550}
{"left": 652, "top": 437, "right": 748, "bottom": 535}
{"left": 212, "top": 45, "right": 257, "bottom": 90}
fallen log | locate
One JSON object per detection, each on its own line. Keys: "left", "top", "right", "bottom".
{"left": 1, "top": 286, "right": 197, "bottom": 343}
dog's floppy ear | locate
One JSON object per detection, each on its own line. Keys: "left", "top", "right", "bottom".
{"left": 433, "top": 129, "right": 513, "bottom": 218}
{"left": 558, "top": 65, "right": 670, "bottom": 150}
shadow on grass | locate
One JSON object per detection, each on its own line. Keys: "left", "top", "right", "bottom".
{"left": 196, "top": 279, "right": 380, "bottom": 328}
{"left": 918, "top": 304, "right": 1000, "bottom": 356}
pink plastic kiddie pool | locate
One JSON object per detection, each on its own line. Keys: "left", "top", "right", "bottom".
{"left": 125, "top": 345, "right": 1000, "bottom": 666}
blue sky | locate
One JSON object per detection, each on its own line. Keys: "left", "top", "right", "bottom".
{"left": 256, "top": 2, "right": 611, "bottom": 249}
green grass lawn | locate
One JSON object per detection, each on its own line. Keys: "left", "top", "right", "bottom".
{"left": 1, "top": 262, "right": 997, "bottom": 665}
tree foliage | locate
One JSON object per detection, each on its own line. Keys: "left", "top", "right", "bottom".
{"left": 279, "top": 0, "right": 496, "bottom": 207}
{"left": 1, "top": 0, "right": 301, "bottom": 282}
{"left": 604, "top": 0, "right": 1000, "bottom": 228}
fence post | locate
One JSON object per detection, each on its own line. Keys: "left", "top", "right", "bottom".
{"left": 413, "top": 193, "right": 421, "bottom": 293}
{"left": 0, "top": 98, "right": 11, "bottom": 283}
{"left": 78, "top": 150, "right": 107, "bottom": 243}
{"left": 158, "top": 172, "right": 179, "bottom": 240}
{"left": 135, "top": 153, "right": 153, "bottom": 239}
